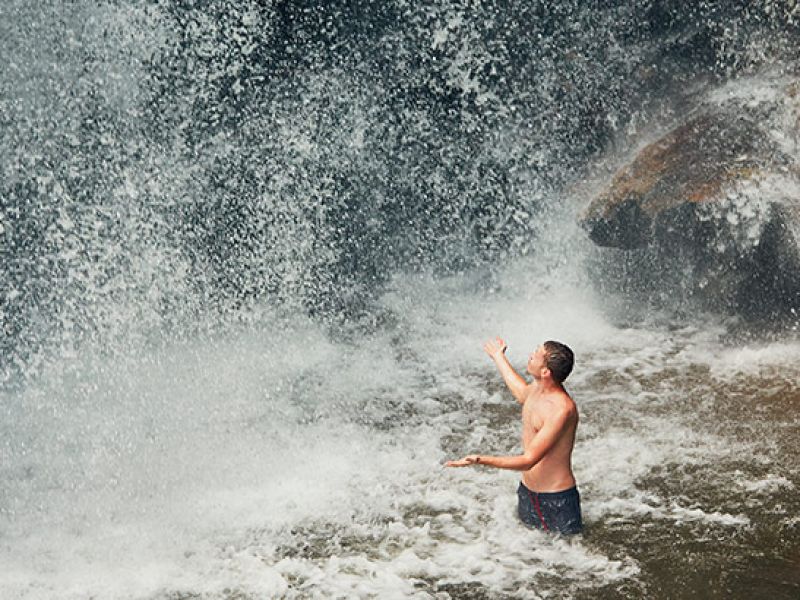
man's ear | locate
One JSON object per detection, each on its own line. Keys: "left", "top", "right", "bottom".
{"left": 541, "top": 366, "right": 552, "bottom": 379}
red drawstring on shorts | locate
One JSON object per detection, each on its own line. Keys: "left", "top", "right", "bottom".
{"left": 528, "top": 490, "right": 549, "bottom": 532}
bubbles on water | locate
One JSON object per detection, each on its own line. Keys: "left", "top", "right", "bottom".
{"left": 2, "top": 258, "right": 800, "bottom": 598}
{"left": 3, "top": 2, "right": 800, "bottom": 598}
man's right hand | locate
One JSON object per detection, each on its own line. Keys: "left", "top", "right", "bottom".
{"left": 483, "top": 337, "right": 508, "bottom": 361}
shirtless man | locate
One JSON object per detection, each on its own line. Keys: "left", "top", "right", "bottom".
{"left": 446, "top": 338, "right": 582, "bottom": 535}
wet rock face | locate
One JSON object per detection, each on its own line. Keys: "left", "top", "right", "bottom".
{"left": 583, "top": 111, "right": 779, "bottom": 249}
{"left": 582, "top": 81, "right": 800, "bottom": 324}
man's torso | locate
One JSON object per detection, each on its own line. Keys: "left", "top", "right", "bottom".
{"left": 521, "top": 387, "right": 578, "bottom": 493}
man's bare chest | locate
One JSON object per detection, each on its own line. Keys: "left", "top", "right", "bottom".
{"left": 522, "top": 399, "right": 544, "bottom": 435}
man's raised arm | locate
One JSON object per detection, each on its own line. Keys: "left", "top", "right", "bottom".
{"left": 483, "top": 337, "right": 529, "bottom": 404}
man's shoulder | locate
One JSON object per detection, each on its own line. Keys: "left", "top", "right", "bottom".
{"left": 542, "top": 390, "right": 577, "bottom": 415}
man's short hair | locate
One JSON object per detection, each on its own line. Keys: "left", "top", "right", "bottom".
{"left": 543, "top": 340, "right": 574, "bottom": 383}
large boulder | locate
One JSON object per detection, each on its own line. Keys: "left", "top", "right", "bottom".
{"left": 581, "top": 79, "right": 800, "bottom": 324}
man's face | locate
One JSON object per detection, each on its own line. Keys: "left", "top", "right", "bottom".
{"left": 526, "top": 345, "right": 548, "bottom": 377}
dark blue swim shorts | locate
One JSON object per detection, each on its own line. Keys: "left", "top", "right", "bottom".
{"left": 517, "top": 481, "right": 583, "bottom": 535}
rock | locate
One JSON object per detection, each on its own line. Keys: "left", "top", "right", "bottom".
{"left": 583, "top": 111, "right": 785, "bottom": 249}
{"left": 581, "top": 78, "right": 800, "bottom": 324}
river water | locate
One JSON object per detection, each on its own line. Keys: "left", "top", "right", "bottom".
{"left": 3, "top": 256, "right": 799, "bottom": 598}
{"left": 2, "top": 1, "right": 799, "bottom": 598}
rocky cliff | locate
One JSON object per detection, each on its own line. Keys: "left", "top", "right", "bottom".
{"left": 582, "top": 78, "right": 800, "bottom": 324}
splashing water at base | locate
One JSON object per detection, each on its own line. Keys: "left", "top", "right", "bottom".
{"left": 3, "top": 1, "right": 800, "bottom": 598}
{"left": 2, "top": 263, "right": 798, "bottom": 599}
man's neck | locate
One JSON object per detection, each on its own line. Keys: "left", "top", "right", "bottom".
{"left": 534, "top": 378, "right": 563, "bottom": 394}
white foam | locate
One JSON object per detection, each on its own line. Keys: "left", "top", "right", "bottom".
{"left": 735, "top": 472, "right": 795, "bottom": 494}
{"left": 679, "top": 339, "right": 800, "bottom": 380}
{"left": 3, "top": 256, "right": 799, "bottom": 598}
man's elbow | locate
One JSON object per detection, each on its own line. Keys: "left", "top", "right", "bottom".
{"left": 519, "top": 453, "right": 538, "bottom": 471}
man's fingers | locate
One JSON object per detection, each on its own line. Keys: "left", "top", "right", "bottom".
{"left": 446, "top": 456, "right": 480, "bottom": 467}
{"left": 483, "top": 337, "right": 506, "bottom": 357}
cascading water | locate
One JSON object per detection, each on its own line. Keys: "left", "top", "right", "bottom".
{"left": 2, "top": 1, "right": 799, "bottom": 598}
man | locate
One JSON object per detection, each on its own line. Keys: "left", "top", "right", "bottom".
{"left": 446, "top": 338, "right": 582, "bottom": 535}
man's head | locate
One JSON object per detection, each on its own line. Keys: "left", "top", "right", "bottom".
{"left": 526, "top": 340, "right": 574, "bottom": 383}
